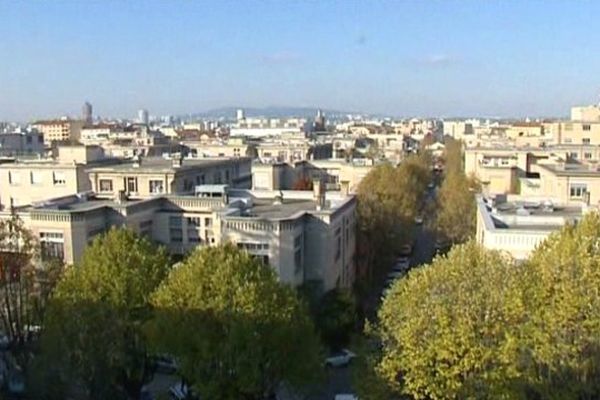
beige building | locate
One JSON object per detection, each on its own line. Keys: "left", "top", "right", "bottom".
{"left": 87, "top": 156, "right": 252, "bottom": 199}
{"left": 0, "top": 145, "right": 109, "bottom": 208}
{"left": 32, "top": 119, "right": 85, "bottom": 145}
{"left": 4, "top": 185, "right": 356, "bottom": 292}
{"left": 252, "top": 159, "right": 373, "bottom": 192}
{"left": 571, "top": 105, "right": 600, "bottom": 122}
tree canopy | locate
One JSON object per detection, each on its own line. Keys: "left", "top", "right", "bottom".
{"left": 356, "top": 154, "right": 431, "bottom": 281}
{"left": 41, "top": 228, "right": 170, "bottom": 399}
{"left": 369, "top": 212, "right": 600, "bottom": 399}
{"left": 149, "top": 244, "right": 323, "bottom": 400}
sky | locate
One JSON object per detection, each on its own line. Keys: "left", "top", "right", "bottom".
{"left": 1, "top": 0, "right": 600, "bottom": 121}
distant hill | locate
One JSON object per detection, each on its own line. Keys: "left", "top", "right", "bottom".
{"left": 182, "top": 106, "right": 368, "bottom": 120}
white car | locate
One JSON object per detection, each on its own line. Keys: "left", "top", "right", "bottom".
{"left": 387, "top": 271, "right": 404, "bottom": 280}
{"left": 414, "top": 215, "right": 424, "bottom": 225}
{"left": 394, "top": 257, "right": 410, "bottom": 270}
{"left": 325, "top": 349, "right": 356, "bottom": 368}
{"left": 335, "top": 395, "right": 359, "bottom": 400}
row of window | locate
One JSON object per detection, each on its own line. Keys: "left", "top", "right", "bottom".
{"left": 8, "top": 171, "right": 66, "bottom": 186}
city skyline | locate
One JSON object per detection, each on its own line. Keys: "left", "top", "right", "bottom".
{"left": 2, "top": 1, "right": 600, "bottom": 121}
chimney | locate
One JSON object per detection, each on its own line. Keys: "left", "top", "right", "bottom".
{"left": 115, "top": 190, "right": 127, "bottom": 204}
{"left": 313, "top": 178, "right": 326, "bottom": 210}
{"left": 340, "top": 180, "right": 350, "bottom": 196}
{"left": 172, "top": 153, "right": 183, "bottom": 168}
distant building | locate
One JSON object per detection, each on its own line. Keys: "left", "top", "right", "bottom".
{"left": 31, "top": 119, "right": 85, "bottom": 145}
{"left": 237, "top": 108, "right": 245, "bottom": 121}
{"left": 230, "top": 117, "right": 308, "bottom": 138}
{"left": 138, "top": 109, "right": 149, "bottom": 125}
{"left": 82, "top": 102, "right": 93, "bottom": 124}
{"left": 571, "top": 105, "right": 600, "bottom": 122}
{"left": 314, "top": 109, "right": 326, "bottom": 131}
{"left": 0, "top": 127, "right": 44, "bottom": 156}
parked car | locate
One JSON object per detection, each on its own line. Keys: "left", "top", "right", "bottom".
{"left": 335, "top": 394, "right": 359, "bottom": 400}
{"left": 325, "top": 349, "right": 356, "bottom": 368}
{"left": 387, "top": 271, "right": 404, "bottom": 280}
{"left": 394, "top": 257, "right": 410, "bottom": 270}
{"left": 170, "top": 381, "right": 195, "bottom": 400}
{"left": 414, "top": 215, "right": 424, "bottom": 225}
{"left": 152, "top": 354, "right": 178, "bottom": 374}
{"left": 398, "top": 243, "right": 413, "bottom": 256}
{"left": 434, "top": 239, "right": 451, "bottom": 254}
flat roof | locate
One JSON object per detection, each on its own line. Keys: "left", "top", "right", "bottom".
{"left": 87, "top": 156, "right": 249, "bottom": 173}
{"left": 248, "top": 198, "right": 318, "bottom": 219}
{"left": 538, "top": 163, "right": 600, "bottom": 177}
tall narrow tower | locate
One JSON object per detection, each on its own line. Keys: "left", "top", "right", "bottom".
{"left": 138, "top": 109, "right": 149, "bottom": 125}
{"left": 82, "top": 101, "right": 93, "bottom": 124}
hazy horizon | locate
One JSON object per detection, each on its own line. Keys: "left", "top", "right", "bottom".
{"left": 1, "top": 1, "right": 599, "bottom": 121}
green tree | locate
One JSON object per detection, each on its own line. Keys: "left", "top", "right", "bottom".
{"left": 374, "top": 242, "right": 524, "bottom": 399}
{"left": 356, "top": 155, "right": 431, "bottom": 282}
{"left": 519, "top": 212, "right": 600, "bottom": 398}
{"left": 149, "top": 244, "right": 323, "bottom": 400}
{"left": 314, "top": 288, "right": 357, "bottom": 350}
{"left": 434, "top": 170, "right": 477, "bottom": 244}
{"left": 0, "top": 215, "right": 63, "bottom": 361}
{"left": 41, "top": 228, "right": 170, "bottom": 399}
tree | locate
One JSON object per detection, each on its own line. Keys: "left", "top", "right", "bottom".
{"left": 41, "top": 228, "right": 170, "bottom": 399}
{"left": 356, "top": 155, "right": 431, "bottom": 282}
{"left": 369, "top": 213, "right": 600, "bottom": 399}
{"left": 374, "top": 242, "right": 524, "bottom": 399}
{"left": 149, "top": 244, "right": 323, "bottom": 400}
{"left": 433, "top": 170, "right": 477, "bottom": 244}
{"left": 518, "top": 212, "right": 600, "bottom": 398}
{"left": 313, "top": 289, "right": 357, "bottom": 350}
{"left": 0, "top": 215, "right": 63, "bottom": 353}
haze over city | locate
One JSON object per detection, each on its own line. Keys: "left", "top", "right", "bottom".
{"left": 2, "top": 0, "right": 600, "bottom": 121}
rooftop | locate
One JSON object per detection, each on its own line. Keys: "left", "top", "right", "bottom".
{"left": 538, "top": 163, "right": 600, "bottom": 177}
{"left": 87, "top": 156, "right": 250, "bottom": 173}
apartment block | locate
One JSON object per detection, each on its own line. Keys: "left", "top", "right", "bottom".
{"left": 0, "top": 127, "right": 45, "bottom": 156}
{"left": 87, "top": 156, "right": 252, "bottom": 198}
{"left": 32, "top": 119, "right": 85, "bottom": 145}
{"left": 0, "top": 145, "right": 109, "bottom": 208}
{"left": 4, "top": 185, "right": 356, "bottom": 292}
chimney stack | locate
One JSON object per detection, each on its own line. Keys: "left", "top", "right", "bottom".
{"left": 115, "top": 190, "right": 127, "bottom": 204}
{"left": 313, "top": 178, "right": 326, "bottom": 210}
{"left": 172, "top": 153, "right": 183, "bottom": 168}
{"left": 340, "top": 180, "right": 350, "bottom": 196}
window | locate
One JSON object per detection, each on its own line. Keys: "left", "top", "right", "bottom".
{"left": 583, "top": 138, "right": 591, "bottom": 144}
{"left": 8, "top": 171, "right": 20, "bottom": 185}
{"left": 583, "top": 124, "right": 591, "bottom": 131}
{"left": 294, "top": 248, "right": 302, "bottom": 273}
{"left": 26, "top": 136, "right": 32, "bottom": 144}
{"left": 570, "top": 184, "right": 587, "bottom": 199}
{"left": 40, "top": 232, "right": 64, "bottom": 260}
{"left": 126, "top": 177, "right": 138, "bottom": 193}
{"left": 99, "top": 179, "right": 113, "bottom": 192}
{"left": 585, "top": 152, "right": 593, "bottom": 160}
{"left": 30, "top": 172, "right": 42, "bottom": 185}
{"left": 564, "top": 138, "right": 573, "bottom": 143}
{"left": 140, "top": 220, "right": 153, "bottom": 237}
{"left": 38, "top": 135, "right": 44, "bottom": 143}
{"left": 564, "top": 123, "right": 573, "bottom": 131}
{"left": 169, "top": 229, "right": 183, "bottom": 243}
{"left": 569, "top": 152, "right": 578, "bottom": 160}
{"left": 169, "top": 216, "right": 182, "bottom": 227}
{"left": 204, "top": 217, "right": 212, "bottom": 228}
{"left": 187, "top": 217, "right": 201, "bottom": 227}
{"left": 149, "top": 179, "right": 164, "bottom": 194}
{"left": 53, "top": 171, "right": 66, "bottom": 185}
{"left": 225, "top": 170, "right": 230, "bottom": 182}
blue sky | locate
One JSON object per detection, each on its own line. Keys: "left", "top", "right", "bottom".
{"left": 1, "top": 0, "right": 599, "bottom": 121}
